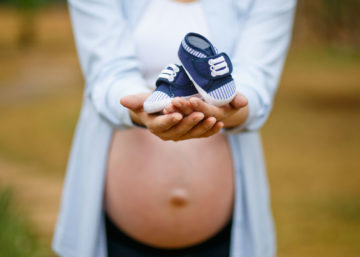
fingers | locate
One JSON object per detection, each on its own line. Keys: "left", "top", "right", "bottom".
{"left": 163, "top": 97, "right": 193, "bottom": 116}
{"left": 163, "top": 104, "right": 177, "bottom": 114}
{"left": 189, "top": 97, "right": 227, "bottom": 120}
{"left": 157, "top": 112, "right": 204, "bottom": 140}
{"left": 146, "top": 112, "right": 183, "bottom": 133}
{"left": 200, "top": 121, "right": 224, "bottom": 138}
{"left": 172, "top": 98, "right": 193, "bottom": 116}
{"left": 180, "top": 117, "right": 217, "bottom": 139}
{"left": 178, "top": 117, "right": 224, "bottom": 140}
{"left": 172, "top": 112, "right": 204, "bottom": 133}
{"left": 163, "top": 95, "right": 247, "bottom": 118}
{"left": 230, "top": 93, "right": 248, "bottom": 109}
{"left": 149, "top": 113, "right": 224, "bottom": 141}
{"left": 120, "top": 93, "right": 150, "bottom": 111}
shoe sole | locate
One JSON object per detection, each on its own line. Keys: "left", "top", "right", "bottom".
{"left": 144, "top": 93, "right": 200, "bottom": 114}
{"left": 144, "top": 98, "right": 172, "bottom": 114}
{"left": 182, "top": 67, "right": 236, "bottom": 107}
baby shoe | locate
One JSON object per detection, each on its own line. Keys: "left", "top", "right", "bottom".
{"left": 178, "top": 32, "right": 236, "bottom": 106}
{"left": 144, "top": 64, "right": 199, "bottom": 113}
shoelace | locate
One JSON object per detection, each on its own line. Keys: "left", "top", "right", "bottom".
{"left": 158, "top": 64, "right": 180, "bottom": 82}
{"left": 208, "top": 56, "right": 229, "bottom": 77}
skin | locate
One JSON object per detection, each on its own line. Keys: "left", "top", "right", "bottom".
{"left": 107, "top": 0, "right": 250, "bottom": 247}
{"left": 120, "top": 93, "right": 249, "bottom": 141}
{"left": 105, "top": 127, "right": 235, "bottom": 248}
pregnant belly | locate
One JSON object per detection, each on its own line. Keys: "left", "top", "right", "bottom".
{"left": 105, "top": 128, "right": 234, "bottom": 249}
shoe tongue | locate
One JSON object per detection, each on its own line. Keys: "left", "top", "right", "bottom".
{"left": 203, "top": 46, "right": 217, "bottom": 56}
{"left": 156, "top": 83, "right": 171, "bottom": 94}
{"left": 176, "top": 69, "right": 187, "bottom": 81}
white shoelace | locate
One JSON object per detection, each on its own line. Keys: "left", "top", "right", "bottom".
{"left": 158, "top": 64, "right": 180, "bottom": 82}
{"left": 208, "top": 56, "right": 229, "bottom": 77}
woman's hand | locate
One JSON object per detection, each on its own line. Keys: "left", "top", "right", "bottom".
{"left": 164, "top": 93, "right": 249, "bottom": 128}
{"left": 120, "top": 93, "right": 224, "bottom": 141}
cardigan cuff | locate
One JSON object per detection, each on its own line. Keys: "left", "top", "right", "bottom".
{"left": 91, "top": 74, "right": 150, "bottom": 129}
{"left": 225, "top": 85, "right": 263, "bottom": 134}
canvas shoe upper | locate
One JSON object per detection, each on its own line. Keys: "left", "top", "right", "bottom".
{"left": 178, "top": 32, "right": 236, "bottom": 106}
{"left": 144, "top": 64, "right": 199, "bottom": 113}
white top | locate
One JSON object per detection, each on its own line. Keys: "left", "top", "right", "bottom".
{"left": 134, "top": 0, "right": 210, "bottom": 88}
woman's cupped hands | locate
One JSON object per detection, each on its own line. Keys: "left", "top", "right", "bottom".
{"left": 120, "top": 92, "right": 247, "bottom": 141}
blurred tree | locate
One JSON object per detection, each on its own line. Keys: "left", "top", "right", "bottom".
{"left": 302, "top": 0, "right": 360, "bottom": 46}
{"left": 0, "top": 0, "right": 359, "bottom": 47}
{"left": 0, "top": 0, "right": 52, "bottom": 48}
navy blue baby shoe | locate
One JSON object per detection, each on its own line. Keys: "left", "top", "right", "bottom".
{"left": 144, "top": 64, "right": 199, "bottom": 113}
{"left": 178, "top": 32, "right": 236, "bottom": 106}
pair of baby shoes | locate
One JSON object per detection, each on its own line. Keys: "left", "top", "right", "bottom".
{"left": 144, "top": 32, "right": 236, "bottom": 114}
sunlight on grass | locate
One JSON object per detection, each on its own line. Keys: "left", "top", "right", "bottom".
{"left": 263, "top": 44, "right": 360, "bottom": 257}
{"left": 0, "top": 92, "right": 82, "bottom": 173}
{"left": 0, "top": 188, "right": 47, "bottom": 257}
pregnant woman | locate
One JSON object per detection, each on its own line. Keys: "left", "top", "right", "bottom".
{"left": 53, "top": 0, "right": 297, "bottom": 257}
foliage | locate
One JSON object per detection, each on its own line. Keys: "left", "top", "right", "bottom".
{"left": 0, "top": 0, "right": 52, "bottom": 10}
{"left": 0, "top": 0, "right": 56, "bottom": 47}
{"left": 0, "top": 188, "right": 46, "bottom": 257}
{"left": 300, "top": 0, "right": 360, "bottom": 45}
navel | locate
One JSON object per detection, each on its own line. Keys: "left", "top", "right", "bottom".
{"left": 169, "top": 188, "right": 189, "bottom": 207}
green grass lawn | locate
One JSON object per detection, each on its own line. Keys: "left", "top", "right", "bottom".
{"left": 0, "top": 6, "right": 359, "bottom": 257}
{"left": 0, "top": 91, "right": 82, "bottom": 173}
{"left": 264, "top": 46, "right": 360, "bottom": 257}
{"left": 0, "top": 188, "right": 48, "bottom": 257}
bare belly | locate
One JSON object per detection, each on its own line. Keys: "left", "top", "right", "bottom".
{"left": 104, "top": 128, "right": 234, "bottom": 249}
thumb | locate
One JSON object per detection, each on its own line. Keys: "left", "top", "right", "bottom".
{"left": 120, "top": 93, "right": 149, "bottom": 111}
{"left": 230, "top": 93, "right": 248, "bottom": 109}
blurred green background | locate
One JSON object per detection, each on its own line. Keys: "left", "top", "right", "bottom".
{"left": 0, "top": 1, "right": 359, "bottom": 256}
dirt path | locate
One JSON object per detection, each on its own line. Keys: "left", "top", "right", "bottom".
{"left": 0, "top": 160, "right": 63, "bottom": 245}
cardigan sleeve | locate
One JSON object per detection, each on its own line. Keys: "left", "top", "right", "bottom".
{"left": 68, "top": 0, "right": 149, "bottom": 129}
{"left": 227, "top": 0, "right": 297, "bottom": 133}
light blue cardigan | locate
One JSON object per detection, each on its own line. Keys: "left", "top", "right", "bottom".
{"left": 53, "top": 0, "right": 296, "bottom": 256}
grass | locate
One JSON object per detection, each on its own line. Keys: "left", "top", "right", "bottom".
{"left": 263, "top": 44, "right": 360, "bottom": 257}
{"left": 0, "top": 92, "right": 82, "bottom": 173}
{"left": 0, "top": 188, "right": 47, "bottom": 257}
{"left": 0, "top": 5, "right": 359, "bottom": 257}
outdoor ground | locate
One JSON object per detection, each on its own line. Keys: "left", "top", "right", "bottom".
{"left": 0, "top": 6, "right": 359, "bottom": 257}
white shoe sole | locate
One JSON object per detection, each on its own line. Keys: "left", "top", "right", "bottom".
{"left": 144, "top": 93, "right": 201, "bottom": 114}
{"left": 182, "top": 68, "right": 236, "bottom": 107}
